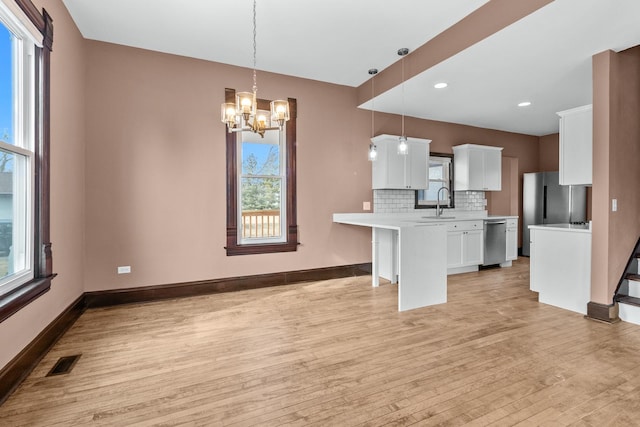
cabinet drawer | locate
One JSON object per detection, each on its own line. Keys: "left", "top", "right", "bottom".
{"left": 506, "top": 218, "right": 517, "bottom": 229}
{"left": 447, "top": 220, "right": 483, "bottom": 232}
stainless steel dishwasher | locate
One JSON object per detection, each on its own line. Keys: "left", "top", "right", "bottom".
{"left": 483, "top": 219, "right": 507, "bottom": 266}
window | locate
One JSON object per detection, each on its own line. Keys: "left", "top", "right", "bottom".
{"left": 239, "top": 130, "right": 286, "bottom": 244}
{"left": 0, "top": 16, "right": 34, "bottom": 294}
{"left": 225, "top": 88, "right": 298, "bottom": 255}
{"left": 0, "top": 0, "right": 54, "bottom": 323}
{"left": 415, "top": 153, "right": 454, "bottom": 209}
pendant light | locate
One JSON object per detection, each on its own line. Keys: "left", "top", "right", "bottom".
{"left": 220, "top": 0, "right": 289, "bottom": 137}
{"left": 397, "top": 48, "right": 409, "bottom": 155}
{"left": 368, "top": 68, "right": 378, "bottom": 161}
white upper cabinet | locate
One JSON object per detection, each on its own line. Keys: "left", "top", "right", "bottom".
{"left": 558, "top": 104, "right": 592, "bottom": 186}
{"left": 452, "top": 144, "right": 503, "bottom": 191}
{"left": 371, "top": 135, "right": 431, "bottom": 190}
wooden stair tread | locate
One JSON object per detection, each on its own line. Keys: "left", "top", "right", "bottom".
{"left": 626, "top": 273, "right": 640, "bottom": 281}
{"left": 616, "top": 295, "right": 640, "bottom": 306}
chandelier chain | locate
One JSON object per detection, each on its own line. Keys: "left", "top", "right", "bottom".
{"left": 252, "top": 0, "right": 257, "bottom": 94}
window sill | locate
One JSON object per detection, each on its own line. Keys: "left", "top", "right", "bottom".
{"left": 0, "top": 275, "right": 56, "bottom": 323}
{"left": 226, "top": 242, "right": 299, "bottom": 256}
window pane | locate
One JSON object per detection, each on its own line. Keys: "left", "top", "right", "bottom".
{"left": 429, "top": 164, "right": 443, "bottom": 180}
{"left": 423, "top": 180, "right": 449, "bottom": 203}
{"left": 240, "top": 177, "right": 281, "bottom": 239}
{"left": 0, "top": 149, "right": 29, "bottom": 280}
{"left": 0, "top": 23, "right": 15, "bottom": 145}
{"left": 241, "top": 141, "right": 280, "bottom": 176}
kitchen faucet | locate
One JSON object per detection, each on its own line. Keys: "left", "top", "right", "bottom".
{"left": 436, "top": 187, "right": 451, "bottom": 217}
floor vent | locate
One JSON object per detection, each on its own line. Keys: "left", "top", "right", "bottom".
{"left": 46, "top": 354, "right": 81, "bottom": 377}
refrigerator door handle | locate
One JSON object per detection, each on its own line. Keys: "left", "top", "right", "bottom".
{"left": 543, "top": 185, "right": 547, "bottom": 220}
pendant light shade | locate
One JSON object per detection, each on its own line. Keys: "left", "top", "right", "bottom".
{"left": 398, "top": 48, "right": 409, "bottom": 155}
{"left": 368, "top": 68, "right": 378, "bottom": 162}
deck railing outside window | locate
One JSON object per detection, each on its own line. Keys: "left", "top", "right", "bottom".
{"left": 241, "top": 209, "right": 281, "bottom": 238}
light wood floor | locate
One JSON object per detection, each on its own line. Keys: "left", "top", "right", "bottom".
{"left": 3, "top": 259, "right": 640, "bottom": 426}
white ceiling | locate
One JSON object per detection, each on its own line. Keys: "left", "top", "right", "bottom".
{"left": 62, "top": 0, "right": 640, "bottom": 136}
{"left": 364, "top": 0, "right": 640, "bottom": 136}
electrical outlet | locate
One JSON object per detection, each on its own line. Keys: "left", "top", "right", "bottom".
{"left": 363, "top": 201, "right": 371, "bottom": 211}
{"left": 117, "top": 266, "right": 131, "bottom": 274}
{"left": 612, "top": 199, "right": 618, "bottom": 212}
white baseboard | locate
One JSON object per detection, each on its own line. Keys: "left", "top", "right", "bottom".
{"left": 447, "top": 265, "right": 479, "bottom": 275}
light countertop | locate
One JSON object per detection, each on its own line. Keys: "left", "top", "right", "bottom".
{"left": 528, "top": 223, "right": 591, "bottom": 233}
{"left": 333, "top": 212, "right": 518, "bottom": 228}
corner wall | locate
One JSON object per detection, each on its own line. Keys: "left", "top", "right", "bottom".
{"left": 538, "top": 133, "right": 559, "bottom": 172}
{"left": 591, "top": 47, "right": 640, "bottom": 304}
{"left": 0, "top": 0, "right": 86, "bottom": 369}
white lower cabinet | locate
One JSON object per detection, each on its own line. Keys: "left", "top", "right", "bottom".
{"left": 447, "top": 220, "right": 484, "bottom": 273}
{"left": 529, "top": 226, "right": 591, "bottom": 314}
{"left": 464, "top": 230, "right": 484, "bottom": 265}
{"left": 506, "top": 218, "right": 518, "bottom": 261}
{"left": 447, "top": 231, "right": 464, "bottom": 268}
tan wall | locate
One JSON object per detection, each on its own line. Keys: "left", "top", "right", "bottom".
{"left": 0, "top": 0, "right": 86, "bottom": 368}
{"left": 83, "top": 41, "right": 541, "bottom": 292}
{"left": 591, "top": 47, "right": 640, "bottom": 304}
{"left": 538, "top": 133, "right": 559, "bottom": 172}
{"left": 83, "top": 41, "right": 374, "bottom": 291}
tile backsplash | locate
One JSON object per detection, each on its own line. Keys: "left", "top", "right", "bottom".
{"left": 373, "top": 189, "right": 485, "bottom": 213}
{"left": 373, "top": 190, "right": 416, "bottom": 213}
{"left": 454, "top": 191, "right": 486, "bottom": 211}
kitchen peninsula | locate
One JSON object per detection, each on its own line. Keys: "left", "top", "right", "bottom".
{"left": 529, "top": 223, "right": 592, "bottom": 314}
{"left": 333, "top": 212, "right": 518, "bottom": 311}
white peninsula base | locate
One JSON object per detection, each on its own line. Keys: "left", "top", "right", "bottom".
{"left": 529, "top": 224, "right": 592, "bottom": 314}
{"left": 333, "top": 214, "right": 447, "bottom": 311}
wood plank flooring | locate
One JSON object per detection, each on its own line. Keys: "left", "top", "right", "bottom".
{"left": 3, "top": 258, "right": 640, "bottom": 426}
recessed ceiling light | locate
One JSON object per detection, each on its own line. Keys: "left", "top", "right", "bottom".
{"left": 518, "top": 101, "right": 532, "bottom": 107}
{"left": 434, "top": 82, "right": 448, "bottom": 89}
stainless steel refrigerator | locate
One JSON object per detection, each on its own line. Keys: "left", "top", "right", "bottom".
{"left": 522, "top": 171, "right": 587, "bottom": 256}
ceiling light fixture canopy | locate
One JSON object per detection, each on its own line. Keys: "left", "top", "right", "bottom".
{"left": 368, "top": 68, "right": 379, "bottom": 162}
{"left": 398, "top": 48, "right": 409, "bottom": 155}
{"left": 220, "top": 0, "right": 289, "bottom": 137}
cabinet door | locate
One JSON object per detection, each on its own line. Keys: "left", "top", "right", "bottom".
{"left": 447, "top": 231, "right": 464, "bottom": 268}
{"left": 406, "top": 140, "right": 429, "bottom": 189}
{"left": 483, "top": 149, "right": 502, "bottom": 190}
{"left": 506, "top": 228, "right": 517, "bottom": 260}
{"left": 464, "top": 230, "right": 484, "bottom": 265}
{"left": 559, "top": 106, "right": 592, "bottom": 185}
{"left": 372, "top": 140, "right": 405, "bottom": 189}
{"left": 385, "top": 142, "right": 407, "bottom": 189}
{"left": 467, "top": 149, "right": 485, "bottom": 191}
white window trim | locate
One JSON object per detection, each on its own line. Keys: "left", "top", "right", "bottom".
{"left": 236, "top": 129, "right": 287, "bottom": 245}
{"left": 0, "top": 9, "right": 36, "bottom": 296}
{"left": 417, "top": 155, "right": 454, "bottom": 208}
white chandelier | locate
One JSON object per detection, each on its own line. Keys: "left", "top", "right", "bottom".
{"left": 220, "top": 0, "right": 289, "bottom": 137}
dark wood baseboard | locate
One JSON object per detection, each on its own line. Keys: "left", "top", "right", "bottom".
{"left": 85, "top": 263, "right": 372, "bottom": 308}
{"left": 586, "top": 301, "right": 620, "bottom": 323}
{"left": 0, "top": 295, "right": 86, "bottom": 406}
